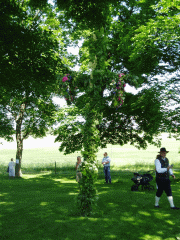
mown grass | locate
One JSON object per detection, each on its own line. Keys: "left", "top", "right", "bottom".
{"left": 1, "top": 133, "right": 180, "bottom": 239}
{"left": 1, "top": 167, "right": 180, "bottom": 240}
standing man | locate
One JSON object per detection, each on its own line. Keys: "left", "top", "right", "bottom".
{"left": 155, "top": 147, "right": 179, "bottom": 210}
{"left": 102, "top": 152, "right": 111, "bottom": 184}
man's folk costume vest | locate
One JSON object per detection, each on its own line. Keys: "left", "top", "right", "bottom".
{"left": 156, "top": 156, "right": 169, "bottom": 179}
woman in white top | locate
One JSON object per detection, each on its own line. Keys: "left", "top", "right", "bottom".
{"left": 8, "top": 158, "right": 16, "bottom": 178}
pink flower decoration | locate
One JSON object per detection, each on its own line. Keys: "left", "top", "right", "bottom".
{"left": 119, "top": 73, "right": 125, "bottom": 78}
{"left": 62, "top": 76, "right": 68, "bottom": 82}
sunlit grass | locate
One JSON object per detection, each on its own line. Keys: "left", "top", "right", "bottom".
{"left": 1, "top": 167, "right": 180, "bottom": 239}
{"left": 0, "top": 133, "right": 180, "bottom": 239}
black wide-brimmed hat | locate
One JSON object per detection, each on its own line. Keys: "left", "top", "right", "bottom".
{"left": 158, "top": 147, "right": 169, "bottom": 153}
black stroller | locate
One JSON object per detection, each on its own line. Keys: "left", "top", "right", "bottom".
{"left": 131, "top": 170, "right": 154, "bottom": 191}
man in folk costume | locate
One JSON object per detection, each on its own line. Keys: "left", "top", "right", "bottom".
{"left": 155, "top": 148, "right": 179, "bottom": 209}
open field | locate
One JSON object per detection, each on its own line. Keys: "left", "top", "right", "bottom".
{"left": 0, "top": 133, "right": 180, "bottom": 173}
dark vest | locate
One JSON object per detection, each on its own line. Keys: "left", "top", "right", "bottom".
{"left": 156, "top": 156, "right": 169, "bottom": 179}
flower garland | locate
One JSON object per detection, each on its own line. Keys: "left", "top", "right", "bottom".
{"left": 111, "top": 73, "right": 126, "bottom": 108}
{"left": 61, "top": 73, "right": 126, "bottom": 107}
{"left": 61, "top": 74, "right": 76, "bottom": 105}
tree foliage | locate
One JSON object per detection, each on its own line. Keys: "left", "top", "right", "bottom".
{"left": 2, "top": 0, "right": 180, "bottom": 213}
{"left": 52, "top": 0, "right": 180, "bottom": 215}
{"left": 0, "top": 0, "right": 66, "bottom": 176}
{"left": 0, "top": 0, "right": 65, "bottom": 93}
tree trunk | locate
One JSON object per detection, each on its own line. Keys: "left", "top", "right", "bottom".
{"left": 77, "top": 109, "right": 100, "bottom": 216}
{"left": 15, "top": 103, "right": 25, "bottom": 177}
{"left": 15, "top": 135, "right": 23, "bottom": 177}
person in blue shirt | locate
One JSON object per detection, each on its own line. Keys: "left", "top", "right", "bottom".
{"left": 102, "top": 152, "right": 111, "bottom": 184}
{"left": 155, "top": 147, "right": 179, "bottom": 210}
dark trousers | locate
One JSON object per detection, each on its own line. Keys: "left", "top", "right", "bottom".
{"left": 104, "top": 166, "right": 111, "bottom": 183}
{"left": 156, "top": 178, "right": 172, "bottom": 197}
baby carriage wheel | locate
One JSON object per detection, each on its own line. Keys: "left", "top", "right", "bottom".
{"left": 131, "top": 185, "right": 138, "bottom": 191}
{"left": 142, "top": 185, "right": 154, "bottom": 191}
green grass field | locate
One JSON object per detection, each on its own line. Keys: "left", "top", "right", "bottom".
{"left": 1, "top": 169, "right": 180, "bottom": 239}
{"left": 1, "top": 133, "right": 180, "bottom": 173}
{"left": 1, "top": 133, "right": 180, "bottom": 239}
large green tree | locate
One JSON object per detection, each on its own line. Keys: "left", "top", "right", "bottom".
{"left": 53, "top": 0, "right": 180, "bottom": 215}
{"left": 10, "top": 0, "right": 180, "bottom": 213}
{"left": 128, "top": 0, "right": 180, "bottom": 137}
{"left": 0, "top": 0, "right": 66, "bottom": 176}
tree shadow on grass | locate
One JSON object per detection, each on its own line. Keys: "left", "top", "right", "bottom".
{"left": 97, "top": 169, "right": 180, "bottom": 240}
{"left": 0, "top": 172, "right": 79, "bottom": 239}
{"left": 0, "top": 171, "right": 180, "bottom": 240}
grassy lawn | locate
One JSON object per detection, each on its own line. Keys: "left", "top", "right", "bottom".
{"left": 1, "top": 133, "right": 180, "bottom": 239}
{"left": 1, "top": 168, "right": 180, "bottom": 240}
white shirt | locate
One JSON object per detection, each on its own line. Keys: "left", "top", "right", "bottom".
{"left": 102, "top": 156, "right": 111, "bottom": 167}
{"left": 8, "top": 161, "right": 16, "bottom": 177}
{"left": 155, "top": 158, "right": 173, "bottom": 175}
